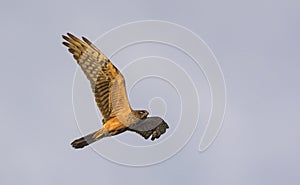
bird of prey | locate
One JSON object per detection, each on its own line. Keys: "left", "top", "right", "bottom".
{"left": 62, "top": 33, "right": 169, "bottom": 149}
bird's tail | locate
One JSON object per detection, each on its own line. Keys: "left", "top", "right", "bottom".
{"left": 71, "top": 128, "right": 109, "bottom": 149}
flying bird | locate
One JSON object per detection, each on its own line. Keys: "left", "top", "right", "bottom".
{"left": 62, "top": 33, "right": 169, "bottom": 149}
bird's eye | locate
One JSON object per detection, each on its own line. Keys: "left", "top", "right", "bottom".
{"left": 139, "top": 111, "right": 144, "bottom": 114}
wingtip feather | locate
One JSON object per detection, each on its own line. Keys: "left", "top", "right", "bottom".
{"left": 82, "top": 36, "right": 92, "bottom": 45}
{"left": 62, "top": 41, "right": 70, "bottom": 47}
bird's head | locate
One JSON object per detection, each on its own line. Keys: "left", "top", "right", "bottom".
{"left": 135, "top": 110, "right": 149, "bottom": 119}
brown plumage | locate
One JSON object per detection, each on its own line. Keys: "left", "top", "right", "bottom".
{"left": 62, "top": 33, "right": 169, "bottom": 149}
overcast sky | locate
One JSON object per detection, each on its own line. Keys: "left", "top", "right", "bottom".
{"left": 0, "top": 0, "right": 300, "bottom": 185}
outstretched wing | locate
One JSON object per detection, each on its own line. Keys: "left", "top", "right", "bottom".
{"left": 128, "top": 117, "right": 169, "bottom": 140}
{"left": 62, "top": 33, "right": 132, "bottom": 122}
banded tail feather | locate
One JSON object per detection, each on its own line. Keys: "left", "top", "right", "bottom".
{"left": 71, "top": 128, "right": 109, "bottom": 149}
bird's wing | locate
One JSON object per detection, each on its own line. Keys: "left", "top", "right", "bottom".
{"left": 62, "top": 33, "right": 132, "bottom": 122}
{"left": 128, "top": 117, "right": 169, "bottom": 140}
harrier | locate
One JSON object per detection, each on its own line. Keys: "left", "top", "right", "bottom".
{"left": 62, "top": 33, "right": 169, "bottom": 149}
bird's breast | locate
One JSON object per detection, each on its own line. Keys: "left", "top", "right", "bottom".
{"left": 103, "top": 117, "right": 128, "bottom": 135}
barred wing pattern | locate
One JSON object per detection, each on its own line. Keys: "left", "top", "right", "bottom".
{"left": 62, "top": 33, "right": 132, "bottom": 122}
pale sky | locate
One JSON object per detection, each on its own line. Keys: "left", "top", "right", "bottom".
{"left": 0, "top": 0, "right": 300, "bottom": 185}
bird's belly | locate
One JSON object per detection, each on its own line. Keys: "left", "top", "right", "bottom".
{"left": 103, "top": 117, "right": 128, "bottom": 135}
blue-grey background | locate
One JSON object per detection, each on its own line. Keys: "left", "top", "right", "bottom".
{"left": 1, "top": 0, "right": 299, "bottom": 184}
